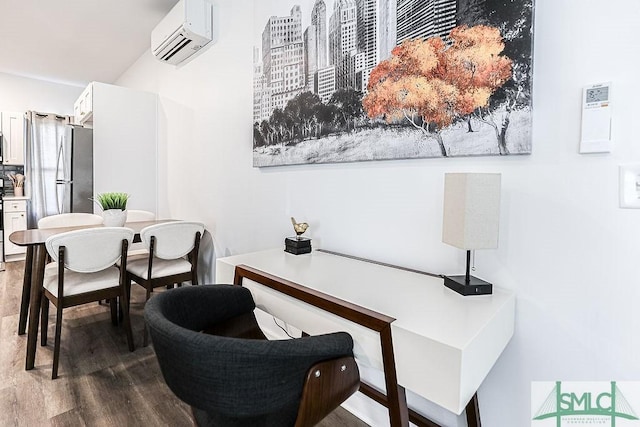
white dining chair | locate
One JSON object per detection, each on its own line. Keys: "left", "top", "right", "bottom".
{"left": 126, "top": 221, "right": 204, "bottom": 346}
{"left": 41, "top": 227, "right": 135, "bottom": 379}
{"left": 38, "top": 213, "right": 104, "bottom": 229}
{"left": 14, "top": 214, "right": 107, "bottom": 341}
{"left": 38, "top": 213, "right": 106, "bottom": 288}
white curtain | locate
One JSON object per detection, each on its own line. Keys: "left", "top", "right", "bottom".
{"left": 25, "top": 112, "right": 70, "bottom": 228}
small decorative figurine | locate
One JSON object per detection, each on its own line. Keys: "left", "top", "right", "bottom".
{"left": 290, "top": 217, "right": 309, "bottom": 239}
{"left": 285, "top": 217, "right": 311, "bottom": 255}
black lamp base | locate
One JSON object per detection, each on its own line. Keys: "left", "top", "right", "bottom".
{"left": 443, "top": 275, "right": 493, "bottom": 296}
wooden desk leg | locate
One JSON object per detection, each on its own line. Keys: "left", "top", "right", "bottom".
{"left": 465, "top": 393, "right": 481, "bottom": 427}
{"left": 380, "top": 326, "right": 410, "bottom": 427}
{"left": 25, "top": 245, "right": 46, "bottom": 371}
{"left": 18, "top": 246, "right": 35, "bottom": 335}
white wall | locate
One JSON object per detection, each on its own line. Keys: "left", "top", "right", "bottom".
{"left": 116, "top": 0, "right": 640, "bottom": 425}
{"left": 0, "top": 71, "right": 82, "bottom": 114}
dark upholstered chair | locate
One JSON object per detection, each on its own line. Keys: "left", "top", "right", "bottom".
{"left": 145, "top": 285, "right": 360, "bottom": 427}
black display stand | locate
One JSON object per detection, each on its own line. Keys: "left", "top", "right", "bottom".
{"left": 284, "top": 237, "right": 311, "bottom": 255}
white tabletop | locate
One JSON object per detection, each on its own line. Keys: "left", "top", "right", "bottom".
{"left": 216, "top": 248, "right": 515, "bottom": 415}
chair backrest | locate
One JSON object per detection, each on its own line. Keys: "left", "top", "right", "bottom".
{"left": 140, "top": 221, "right": 204, "bottom": 260}
{"left": 145, "top": 285, "right": 358, "bottom": 426}
{"left": 45, "top": 227, "right": 134, "bottom": 273}
{"left": 38, "top": 213, "right": 104, "bottom": 229}
{"left": 126, "top": 210, "right": 156, "bottom": 222}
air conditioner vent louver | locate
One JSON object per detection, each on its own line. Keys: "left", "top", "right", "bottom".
{"left": 151, "top": 0, "right": 214, "bottom": 65}
{"left": 155, "top": 33, "right": 193, "bottom": 63}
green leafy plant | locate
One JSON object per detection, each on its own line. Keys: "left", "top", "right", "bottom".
{"left": 93, "top": 192, "right": 130, "bottom": 211}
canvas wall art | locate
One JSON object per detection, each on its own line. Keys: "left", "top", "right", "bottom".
{"left": 252, "top": 0, "right": 534, "bottom": 167}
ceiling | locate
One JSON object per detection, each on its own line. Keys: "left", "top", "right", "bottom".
{"left": 0, "top": 0, "right": 179, "bottom": 87}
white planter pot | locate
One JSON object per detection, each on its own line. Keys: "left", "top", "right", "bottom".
{"left": 102, "top": 209, "right": 127, "bottom": 227}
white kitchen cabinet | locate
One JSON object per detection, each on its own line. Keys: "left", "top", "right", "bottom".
{"left": 75, "top": 82, "right": 157, "bottom": 213}
{"left": 4, "top": 198, "right": 27, "bottom": 257}
{"left": 1, "top": 111, "right": 25, "bottom": 165}
{"left": 73, "top": 83, "right": 93, "bottom": 125}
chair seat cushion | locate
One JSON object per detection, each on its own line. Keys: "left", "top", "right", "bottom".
{"left": 43, "top": 263, "right": 121, "bottom": 298}
{"left": 126, "top": 257, "right": 192, "bottom": 280}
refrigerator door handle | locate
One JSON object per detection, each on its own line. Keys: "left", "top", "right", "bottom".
{"left": 56, "top": 137, "right": 64, "bottom": 181}
{"left": 56, "top": 135, "right": 72, "bottom": 180}
{"left": 55, "top": 137, "right": 65, "bottom": 214}
{"left": 55, "top": 135, "right": 73, "bottom": 214}
{"left": 55, "top": 182, "right": 62, "bottom": 215}
{"left": 55, "top": 139, "right": 61, "bottom": 214}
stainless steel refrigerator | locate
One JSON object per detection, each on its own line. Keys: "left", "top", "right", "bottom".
{"left": 56, "top": 125, "right": 93, "bottom": 214}
{"left": 26, "top": 116, "right": 94, "bottom": 227}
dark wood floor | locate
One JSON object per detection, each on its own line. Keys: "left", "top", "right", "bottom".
{"left": 0, "top": 261, "right": 369, "bottom": 426}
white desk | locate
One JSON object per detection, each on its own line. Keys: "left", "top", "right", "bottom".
{"left": 216, "top": 249, "right": 515, "bottom": 424}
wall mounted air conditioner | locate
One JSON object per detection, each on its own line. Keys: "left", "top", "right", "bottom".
{"left": 151, "top": 0, "right": 214, "bottom": 65}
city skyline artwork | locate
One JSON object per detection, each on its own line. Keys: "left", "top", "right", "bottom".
{"left": 252, "top": 0, "right": 534, "bottom": 167}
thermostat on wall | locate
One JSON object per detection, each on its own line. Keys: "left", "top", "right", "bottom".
{"left": 580, "top": 82, "right": 612, "bottom": 153}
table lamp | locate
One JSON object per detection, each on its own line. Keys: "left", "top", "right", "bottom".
{"left": 442, "top": 173, "right": 501, "bottom": 296}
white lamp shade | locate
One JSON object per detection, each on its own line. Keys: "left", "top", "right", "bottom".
{"left": 442, "top": 173, "right": 501, "bottom": 250}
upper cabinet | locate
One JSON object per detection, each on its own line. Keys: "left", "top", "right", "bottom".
{"left": 73, "top": 83, "right": 94, "bottom": 125}
{"left": 1, "top": 111, "right": 25, "bottom": 165}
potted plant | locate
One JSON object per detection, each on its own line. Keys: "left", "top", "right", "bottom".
{"left": 94, "top": 192, "right": 130, "bottom": 226}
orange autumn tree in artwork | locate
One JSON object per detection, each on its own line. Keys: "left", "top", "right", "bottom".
{"left": 362, "top": 25, "right": 513, "bottom": 156}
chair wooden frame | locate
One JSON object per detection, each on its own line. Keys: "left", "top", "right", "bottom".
{"left": 40, "top": 239, "right": 135, "bottom": 379}
{"left": 127, "top": 230, "right": 202, "bottom": 346}
{"left": 295, "top": 356, "right": 360, "bottom": 426}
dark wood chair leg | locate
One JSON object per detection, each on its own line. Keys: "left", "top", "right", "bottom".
{"left": 120, "top": 289, "right": 135, "bottom": 352}
{"left": 52, "top": 303, "right": 64, "bottom": 379}
{"left": 119, "top": 280, "right": 132, "bottom": 323}
{"left": 127, "top": 279, "right": 132, "bottom": 303}
{"left": 41, "top": 298, "right": 49, "bottom": 346}
{"left": 110, "top": 298, "right": 118, "bottom": 325}
{"left": 143, "top": 286, "right": 152, "bottom": 347}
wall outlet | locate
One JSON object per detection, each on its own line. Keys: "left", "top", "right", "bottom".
{"left": 619, "top": 164, "right": 640, "bottom": 208}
